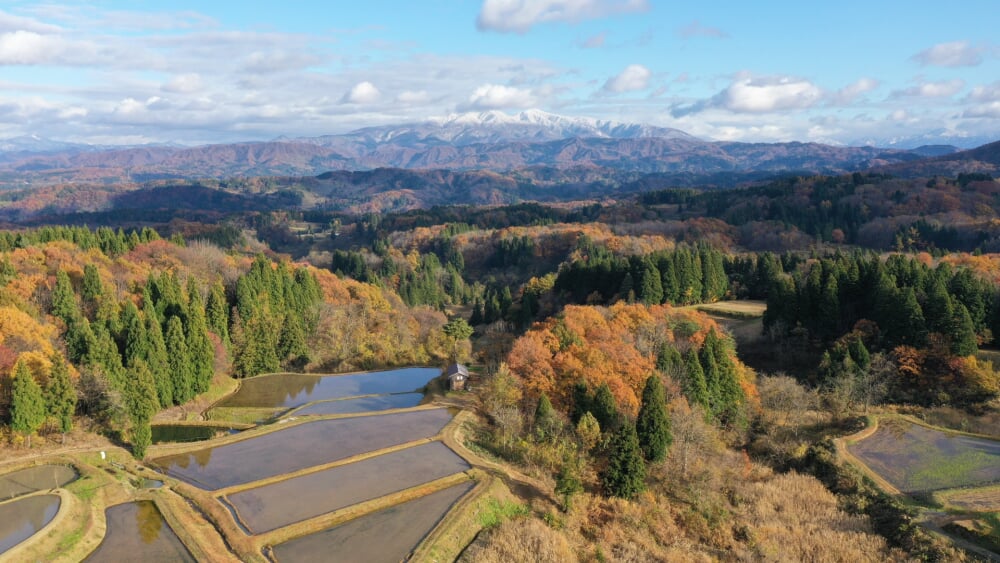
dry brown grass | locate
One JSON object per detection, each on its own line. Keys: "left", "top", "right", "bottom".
{"left": 459, "top": 517, "right": 575, "bottom": 563}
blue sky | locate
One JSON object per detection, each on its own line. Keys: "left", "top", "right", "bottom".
{"left": 0, "top": 0, "right": 998, "bottom": 146}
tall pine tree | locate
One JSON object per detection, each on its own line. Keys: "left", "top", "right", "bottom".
{"left": 11, "top": 359, "right": 46, "bottom": 447}
{"left": 44, "top": 353, "right": 77, "bottom": 440}
{"left": 636, "top": 375, "right": 672, "bottom": 462}
{"left": 601, "top": 423, "right": 646, "bottom": 500}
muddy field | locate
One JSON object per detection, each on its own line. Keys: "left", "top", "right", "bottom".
{"left": 0, "top": 494, "right": 61, "bottom": 555}
{"left": 270, "top": 481, "right": 475, "bottom": 563}
{"left": 225, "top": 441, "right": 469, "bottom": 533}
{"left": 84, "top": 501, "right": 194, "bottom": 563}
{"left": 849, "top": 419, "right": 1000, "bottom": 492}
{"left": 0, "top": 465, "right": 77, "bottom": 499}
{"left": 150, "top": 408, "right": 454, "bottom": 490}
{"left": 217, "top": 368, "right": 440, "bottom": 409}
{"left": 293, "top": 392, "right": 424, "bottom": 416}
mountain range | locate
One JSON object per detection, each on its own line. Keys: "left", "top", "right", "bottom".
{"left": 0, "top": 110, "right": 995, "bottom": 187}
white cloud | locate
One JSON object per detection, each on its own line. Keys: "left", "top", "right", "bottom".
{"left": 0, "top": 30, "right": 68, "bottom": 65}
{"left": 831, "top": 77, "right": 879, "bottom": 105}
{"left": 162, "top": 73, "right": 202, "bottom": 94}
{"left": 912, "top": 41, "right": 984, "bottom": 67}
{"left": 891, "top": 79, "right": 965, "bottom": 99}
{"left": 965, "top": 81, "right": 1000, "bottom": 103}
{"left": 476, "top": 0, "right": 649, "bottom": 33}
{"left": 0, "top": 9, "right": 62, "bottom": 33}
{"left": 962, "top": 102, "right": 1000, "bottom": 119}
{"left": 601, "top": 64, "right": 651, "bottom": 93}
{"left": 341, "top": 81, "right": 381, "bottom": 104}
{"left": 675, "top": 75, "right": 823, "bottom": 116}
{"left": 463, "top": 84, "right": 536, "bottom": 109}
{"left": 676, "top": 20, "right": 728, "bottom": 39}
{"left": 396, "top": 90, "right": 430, "bottom": 104}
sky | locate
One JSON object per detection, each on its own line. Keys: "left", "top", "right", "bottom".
{"left": 0, "top": 0, "right": 998, "bottom": 147}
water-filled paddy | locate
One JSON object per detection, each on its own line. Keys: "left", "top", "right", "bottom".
{"left": 217, "top": 367, "right": 440, "bottom": 409}
{"left": 849, "top": 419, "right": 1000, "bottom": 492}
{"left": 226, "top": 441, "right": 469, "bottom": 533}
{"left": 0, "top": 464, "right": 77, "bottom": 499}
{"left": 84, "top": 501, "right": 194, "bottom": 562}
{"left": 293, "top": 392, "right": 424, "bottom": 416}
{"left": 271, "top": 480, "right": 474, "bottom": 563}
{"left": 0, "top": 494, "right": 60, "bottom": 555}
{"left": 151, "top": 424, "right": 230, "bottom": 444}
{"left": 150, "top": 408, "right": 454, "bottom": 490}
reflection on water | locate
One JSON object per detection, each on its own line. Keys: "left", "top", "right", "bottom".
{"left": 0, "top": 494, "right": 61, "bottom": 555}
{"left": 294, "top": 392, "right": 424, "bottom": 416}
{"left": 272, "top": 481, "right": 474, "bottom": 563}
{"left": 85, "top": 501, "right": 194, "bottom": 563}
{"left": 0, "top": 465, "right": 78, "bottom": 500}
{"left": 151, "top": 424, "right": 228, "bottom": 444}
{"left": 150, "top": 408, "right": 455, "bottom": 491}
{"left": 218, "top": 367, "right": 440, "bottom": 409}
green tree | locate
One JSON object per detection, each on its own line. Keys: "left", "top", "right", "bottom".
{"left": 591, "top": 382, "right": 620, "bottom": 432}
{"left": 165, "top": 315, "right": 192, "bottom": 403}
{"left": 575, "top": 411, "right": 601, "bottom": 453}
{"left": 81, "top": 263, "right": 103, "bottom": 303}
{"left": 601, "top": 423, "right": 646, "bottom": 500}
{"left": 636, "top": 375, "right": 672, "bottom": 462}
{"left": 44, "top": 353, "right": 77, "bottom": 440}
{"left": 50, "top": 270, "right": 79, "bottom": 325}
{"left": 683, "top": 349, "right": 709, "bottom": 408}
{"left": 205, "top": 280, "right": 230, "bottom": 346}
{"left": 533, "top": 393, "right": 559, "bottom": 442}
{"left": 11, "top": 359, "right": 46, "bottom": 447}
{"left": 124, "top": 359, "right": 157, "bottom": 459}
{"left": 555, "top": 451, "right": 583, "bottom": 512}
{"left": 144, "top": 305, "right": 173, "bottom": 407}
{"left": 950, "top": 303, "right": 978, "bottom": 356}
{"left": 185, "top": 279, "right": 215, "bottom": 394}
{"left": 278, "top": 314, "right": 310, "bottom": 368}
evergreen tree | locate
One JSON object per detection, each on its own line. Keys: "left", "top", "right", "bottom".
{"left": 44, "top": 353, "right": 77, "bottom": 438}
{"left": 233, "top": 312, "right": 280, "bottom": 378}
{"left": 637, "top": 258, "right": 663, "bottom": 305}
{"left": 570, "top": 381, "right": 591, "bottom": 424}
{"left": 120, "top": 301, "right": 149, "bottom": 369}
{"left": 50, "top": 270, "right": 79, "bottom": 325}
{"left": 591, "top": 382, "right": 620, "bottom": 432}
{"left": 636, "top": 375, "right": 672, "bottom": 462}
{"left": 555, "top": 452, "right": 583, "bottom": 512}
{"left": 278, "top": 314, "right": 310, "bottom": 368}
{"left": 165, "top": 316, "right": 192, "bottom": 403}
{"left": 950, "top": 303, "right": 978, "bottom": 356}
{"left": 124, "top": 359, "right": 157, "bottom": 459}
{"left": 11, "top": 359, "right": 46, "bottom": 447}
{"left": 144, "top": 305, "right": 172, "bottom": 407}
{"left": 655, "top": 343, "right": 682, "bottom": 372}
{"left": 601, "top": 423, "right": 646, "bottom": 500}
{"left": 683, "top": 348, "right": 710, "bottom": 408}
{"left": 533, "top": 393, "right": 558, "bottom": 442}
{"left": 575, "top": 411, "right": 601, "bottom": 452}
{"left": 205, "top": 280, "right": 230, "bottom": 346}
{"left": 185, "top": 279, "right": 215, "bottom": 394}
{"left": 81, "top": 263, "right": 103, "bottom": 303}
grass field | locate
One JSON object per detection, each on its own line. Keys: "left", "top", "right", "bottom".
{"left": 692, "top": 300, "right": 767, "bottom": 319}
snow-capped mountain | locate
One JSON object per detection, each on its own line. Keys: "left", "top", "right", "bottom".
{"left": 851, "top": 131, "right": 997, "bottom": 151}
{"left": 297, "top": 109, "right": 697, "bottom": 148}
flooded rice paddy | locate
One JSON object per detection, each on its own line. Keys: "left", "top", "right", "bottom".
{"left": 0, "top": 494, "right": 60, "bottom": 555}
{"left": 849, "top": 419, "right": 1000, "bottom": 492}
{"left": 292, "top": 392, "right": 424, "bottom": 416}
{"left": 84, "top": 501, "right": 194, "bottom": 562}
{"left": 271, "top": 481, "right": 475, "bottom": 563}
{"left": 217, "top": 367, "right": 440, "bottom": 409}
{"left": 151, "top": 424, "right": 234, "bottom": 444}
{"left": 225, "top": 441, "right": 469, "bottom": 533}
{"left": 150, "top": 408, "right": 454, "bottom": 490}
{"left": 0, "top": 464, "right": 77, "bottom": 499}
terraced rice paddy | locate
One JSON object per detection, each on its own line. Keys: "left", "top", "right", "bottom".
{"left": 270, "top": 481, "right": 475, "bottom": 563}
{"left": 0, "top": 495, "right": 61, "bottom": 555}
{"left": 292, "top": 392, "right": 424, "bottom": 416}
{"left": 848, "top": 419, "right": 1000, "bottom": 492}
{"left": 84, "top": 501, "right": 194, "bottom": 562}
{"left": 150, "top": 408, "right": 454, "bottom": 490}
{"left": 151, "top": 424, "right": 234, "bottom": 444}
{"left": 225, "top": 441, "right": 469, "bottom": 533}
{"left": 0, "top": 464, "right": 77, "bottom": 499}
{"left": 216, "top": 367, "right": 440, "bottom": 409}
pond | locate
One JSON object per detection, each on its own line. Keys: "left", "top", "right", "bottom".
{"left": 225, "top": 441, "right": 470, "bottom": 533}
{"left": 151, "top": 424, "right": 236, "bottom": 444}
{"left": 270, "top": 481, "right": 474, "bottom": 563}
{"left": 149, "top": 408, "right": 454, "bottom": 490}
{"left": 0, "top": 494, "right": 60, "bottom": 555}
{"left": 216, "top": 367, "right": 440, "bottom": 409}
{"left": 84, "top": 501, "right": 194, "bottom": 563}
{"left": 849, "top": 419, "right": 1000, "bottom": 492}
{"left": 292, "top": 392, "right": 424, "bottom": 416}
{"left": 0, "top": 464, "right": 77, "bottom": 500}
